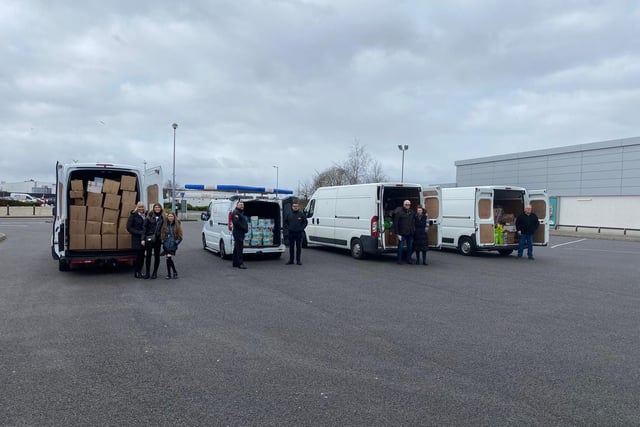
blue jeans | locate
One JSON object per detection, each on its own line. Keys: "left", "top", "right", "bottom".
{"left": 518, "top": 233, "right": 534, "bottom": 258}
{"left": 397, "top": 235, "right": 414, "bottom": 263}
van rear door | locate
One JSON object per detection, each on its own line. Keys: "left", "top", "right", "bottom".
{"left": 144, "top": 166, "right": 164, "bottom": 208}
{"left": 528, "top": 189, "right": 549, "bottom": 246}
{"left": 52, "top": 161, "right": 66, "bottom": 256}
{"left": 422, "top": 186, "right": 442, "bottom": 248}
{"left": 475, "top": 187, "right": 495, "bottom": 248}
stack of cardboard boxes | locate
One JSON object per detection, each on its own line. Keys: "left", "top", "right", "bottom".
{"left": 68, "top": 175, "right": 138, "bottom": 250}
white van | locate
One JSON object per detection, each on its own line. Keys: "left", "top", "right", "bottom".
{"left": 52, "top": 161, "right": 163, "bottom": 271}
{"left": 200, "top": 192, "right": 289, "bottom": 259}
{"left": 10, "top": 193, "right": 41, "bottom": 203}
{"left": 440, "top": 186, "right": 549, "bottom": 256}
{"left": 304, "top": 183, "right": 442, "bottom": 259}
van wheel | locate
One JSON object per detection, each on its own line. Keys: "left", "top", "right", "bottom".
{"left": 498, "top": 249, "right": 513, "bottom": 256}
{"left": 219, "top": 240, "right": 229, "bottom": 259}
{"left": 350, "top": 238, "right": 365, "bottom": 259}
{"left": 58, "top": 260, "right": 70, "bottom": 271}
{"left": 202, "top": 234, "right": 207, "bottom": 250}
{"left": 459, "top": 237, "right": 475, "bottom": 256}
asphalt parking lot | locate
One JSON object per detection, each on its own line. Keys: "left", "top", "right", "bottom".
{"left": 1, "top": 218, "right": 639, "bottom": 426}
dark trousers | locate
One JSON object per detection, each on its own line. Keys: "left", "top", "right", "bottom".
{"left": 145, "top": 239, "right": 162, "bottom": 274}
{"left": 397, "top": 235, "right": 414, "bottom": 263}
{"left": 288, "top": 231, "right": 303, "bottom": 262}
{"left": 134, "top": 248, "right": 145, "bottom": 273}
{"left": 233, "top": 234, "right": 244, "bottom": 266}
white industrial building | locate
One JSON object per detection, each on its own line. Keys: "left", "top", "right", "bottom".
{"left": 453, "top": 136, "right": 640, "bottom": 233}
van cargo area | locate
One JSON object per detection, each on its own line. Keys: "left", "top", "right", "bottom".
{"left": 242, "top": 199, "right": 282, "bottom": 247}
{"left": 490, "top": 189, "right": 526, "bottom": 244}
{"left": 64, "top": 169, "right": 140, "bottom": 253}
{"left": 381, "top": 186, "right": 421, "bottom": 248}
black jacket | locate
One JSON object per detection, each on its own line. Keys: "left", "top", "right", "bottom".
{"left": 393, "top": 207, "right": 415, "bottom": 236}
{"left": 413, "top": 214, "right": 429, "bottom": 251}
{"left": 284, "top": 209, "right": 308, "bottom": 233}
{"left": 127, "top": 211, "right": 146, "bottom": 250}
{"left": 516, "top": 212, "right": 540, "bottom": 234}
{"left": 232, "top": 207, "right": 248, "bottom": 239}
{"left": 145, "top": 213, "right": 164, "bottom": 239}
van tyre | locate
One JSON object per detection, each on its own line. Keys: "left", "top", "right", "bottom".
{"left": 459, "top": 237, "right": 475, "bottom": 256}
{"left": 350, "top": 238, "right": 365, "bottom": 259}
{"left": 498, "top": 249, "right": 513, "bottom": 256}
{"left": 202, "top": 234, "right": 207, "bottom": 250}
{"left": 219, "top": 240, "right": 229, "bottom": 259}
{"left": 58, "top": 260, "right": 70, "bottom": 271}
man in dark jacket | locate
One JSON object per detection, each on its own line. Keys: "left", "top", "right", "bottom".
{"left": 232, "top": 201, "right": 249, "bottom": 269}
{"left": 284, "top": 201, "right": 308, "bottom": 265}
{"left": 393, "top": 200, "right": 416, "bottom": 264}
{"left": 516, "top": 204, "right": 539, "bottom": 260}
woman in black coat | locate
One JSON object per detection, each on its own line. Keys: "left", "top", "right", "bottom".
{"left": 143, "top": 203, "right": 165, "bottom": 279}
{"left": 127, "top": 202, "right": 147, "bottom": 278}
{"left": 413, "top": 206, "right": 429, "bottom": 265}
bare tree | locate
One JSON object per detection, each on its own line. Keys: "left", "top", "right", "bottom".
{"left": 366, "top": 160, "right": 388, "bottom": 182}
{"left": 341, "top": 139, "right": 372, "bottom": 185}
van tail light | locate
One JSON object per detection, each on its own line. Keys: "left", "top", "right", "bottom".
{"left": 228, "top": 212, "right": 233, "bottom": 231}
{"left": 371, "top": 216, "right": 378, "bottom": 237}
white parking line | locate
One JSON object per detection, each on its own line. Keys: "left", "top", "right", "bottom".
{"left": 551, "top": 239, "right": 586, "bottom": 249}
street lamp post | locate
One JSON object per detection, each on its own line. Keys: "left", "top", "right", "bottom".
{"left": 397, "top": 145, "right": 409, "bottom": 183}
{"left": 273, "top": 165, "right": 279, "bottom": 197}
{"left": 172, "top": 123, "right": 178, "bottom": 212}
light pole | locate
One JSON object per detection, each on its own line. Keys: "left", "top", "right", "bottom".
{"left": 397, "top": 144, "right": 409, "bottom": 183}
{"left": 172, "top": 123, "right": 178, "bottom": 212}
{"left": 273, "top": 165, "right": 279, "bottom": 197}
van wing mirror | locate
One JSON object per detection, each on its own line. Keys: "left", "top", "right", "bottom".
{"left": 200, "top": 212, "right": 210, "bottom": 221}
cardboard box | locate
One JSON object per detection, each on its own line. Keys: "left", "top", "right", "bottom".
{"left": 87, "top": 207, "right": 103, "bottom": 222}
{"left": 70, "top": 205, "right": 87, "bottom": 221}
{"left": 86, "top": 192, "right": 103, "bottom": 207}
{"left": 502, "top": 213, "right": 515, "bottom": 224}
{"left": 506, "top": 231, "right": 517, "bottom": 244}
{"left": 103, "top": 193, "right": 121, "bottom": 210}
{"left": 121, "top": 205, "right": 135, "bottom": 218}
{"left": 119, "top": 217, "right": 129, "bottom": 233}
{"left": 85, "top": 221, "right": 102, "bottom": 235}
{"left": 69, "top": 190, "right": 84, "bottom": 199}
{"left": 102, "top": 208, "right": 119, "bottom": 224}
{"left": 121, "top": 175, "right": 137, "bottom": 192}
{"left": 69, "top": 219, "right": 85, "bottom": 234}
{"left": 69, "top": 234, "right": 85, "bottom": 250}
{"left": 73, "top": 198, "right": 85, "bottom": 206}
{"left": 85, "top": 234, "right": 101, "bottom": 249}
{"left": 102, "top": 222, "right": 117, "bottom": 234}
{"left": 71, "top": 179, "right": 84, "bottom": 191}
{"left": 102, "top": 234, "right": 117, "bottom": 249}
{"left": 102, "top": 178, "right": 120, "bottom": 194}
{"left": 118, "top": 233, "right": 132, "bottom": 249}
{"left": 121, "top": 190, "right": 137, "bottom": 207}
{"left": 87, "top": 181, "right": 103, "bottom": 193}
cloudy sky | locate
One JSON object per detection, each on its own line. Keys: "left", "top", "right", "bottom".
{"left": 2, "top": 0, "right": 639, "bottom": 191}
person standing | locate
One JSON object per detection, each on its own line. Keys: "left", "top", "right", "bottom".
{"left": 516, "top": 204, "right": 539, "bottom": 260}
{"left": 161, "top": 212, "right": 183, "bottom": 279}
{"left": 232, "top": 200, "right": 249, "bottom": 269}
{"left": 413, "top": 206, "right": 429, "bottom": 265}
{"left": 284, "top": 201, "right": 308, "bottom": 265}
{"left": 393, "top": 200, "right": 416, "bottom": 264}
{"left": 143, "top": 203, "right": 165, "bottom": 279}
{"left": 127, "top": 201, "right": 147, "bottom": 278}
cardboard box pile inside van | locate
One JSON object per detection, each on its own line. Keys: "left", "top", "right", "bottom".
{"left": 68, "top": 175, "right": 138, "bottom": 250}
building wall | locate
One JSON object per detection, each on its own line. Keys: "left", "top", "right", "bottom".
{"left": 454, "top": 136, "right": 640, "bottom": 230}
{"left": 456, "top": 136, "right": 640, "bottom": 196}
